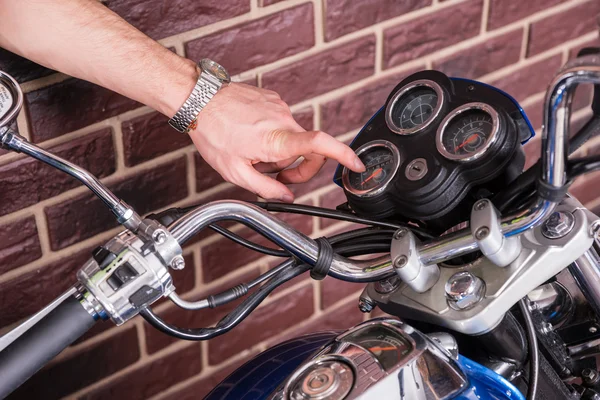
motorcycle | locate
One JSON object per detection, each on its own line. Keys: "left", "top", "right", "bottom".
{"left": 1, "top": 45, "right": 600, "bottom": 400}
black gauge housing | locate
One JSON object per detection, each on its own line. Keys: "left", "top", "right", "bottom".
{"left": 334, "top": 70, "right": 528, "bottom": 234}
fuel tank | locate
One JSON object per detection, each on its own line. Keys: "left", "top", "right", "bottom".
{"left": 205, "top": 319, "right": 524, "bottom": 400}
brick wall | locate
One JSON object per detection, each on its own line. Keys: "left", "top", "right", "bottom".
{"left": 0, "top": 0, "right": 599, "bottom": 398}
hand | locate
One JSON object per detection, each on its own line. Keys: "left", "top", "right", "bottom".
{"left": 188, "top": 83, "right": 366, "bottom": 202}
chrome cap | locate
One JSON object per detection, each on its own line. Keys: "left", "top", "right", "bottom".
{"left": 445, "top": 271, "right": 485, "bottom": 310}
{"left": 542, "top": 211, "right": 575, "bottom": 239}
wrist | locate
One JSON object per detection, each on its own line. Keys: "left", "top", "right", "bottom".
{"left": 159, "top": 57, "right": 198, "bottom": 118}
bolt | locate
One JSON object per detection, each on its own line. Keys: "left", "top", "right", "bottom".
{"left": 170, "top": 255, "right": 185, "bottom": 270}
{"left": 591, "top": 326, "right": 598, "bottom": 334}
{"left": 467, "top": 85, "right": 475, "bottom": 92}
{"left": 582, "top": 368, "right": 599, "bottom": 385}
{"left": 152, "top": 229, "right": 167, "bottom": 245}
{"left": 358, "top": 298, "right": 375, "bottom": 313}
{"left": 374, "top": 276, "right": 402, "bottom": 294}
{"left": 474, "top": 199, "right": 488, "bottom": 211}
{"left": 475, "top": 226, "right": 490, "bottom": 240}
{"left": 540, "top": 321, "right": 553, "bottom": 334}
{"left": 394, "top": 255, "right": 408, "bottom": 268}
{"left": 394, "top": 228, "right": 408, "bottom": 240}
{"left": 542, "top": 211, "right": 575, "bottom": 239}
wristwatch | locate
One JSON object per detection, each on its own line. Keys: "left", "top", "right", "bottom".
{"left": 168, "top": 58, "right": 231, "bottom": 134}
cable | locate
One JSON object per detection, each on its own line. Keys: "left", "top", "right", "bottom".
{"left": 208, "top": 224, "right": 289, "bottom": 258}
{"left": 251, "top": 202, "right": 435, "bottom": 240}
{"left": 519, "top": 298, "right": 539, "bottom": 400}
{"left": 567, "top": 154, "right": 600, "bottom": 181}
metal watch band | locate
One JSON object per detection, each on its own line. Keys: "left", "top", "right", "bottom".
{"left": 168, "top": 72, "right": 221, "bottom": 134}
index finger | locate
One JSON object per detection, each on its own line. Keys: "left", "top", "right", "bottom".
{"left": 274, "top": 130, "right": 365, "bottom": 173}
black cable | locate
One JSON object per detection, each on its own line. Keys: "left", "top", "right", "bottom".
{"left": 208, "top": 224, "right": 289, "bottom": 258}
{"left": 567, "top": 154, "right": 600, "bottom": 181}
{"left": 250, "top": 202, "right": 434, "bottom": 240}
{"left": 519, "top": 298, "right": 539, "bottom": 400}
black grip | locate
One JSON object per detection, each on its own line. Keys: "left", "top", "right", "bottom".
{"left": 0, "top": 296, "right": 97, "bottom": 398}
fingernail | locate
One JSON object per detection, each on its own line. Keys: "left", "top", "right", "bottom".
{"left": 354, "top": 158, "right": 366, "bottom": 172}
{"left": 281, "top": 194, "right": 294, "bottom": 203}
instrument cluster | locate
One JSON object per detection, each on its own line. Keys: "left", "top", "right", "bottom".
{"left": 333, "top": 70, "right": 534, "bottom": 233}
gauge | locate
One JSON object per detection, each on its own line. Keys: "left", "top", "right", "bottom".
{"left": 385, "top": 80, "right": 444, "bottom": 135}
{"left": 345, "top": 325, "right": 413, "bottom": 371}
{"left": 342, "top": 140, "right": 400, "bottom": 197}
{"left": 436, "top": 103, "right": 500, "bottom": 162}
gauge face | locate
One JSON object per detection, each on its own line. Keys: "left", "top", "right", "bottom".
{"left": 346, "top": 326, "right": 413, "bottom": 371}
{"left": 386, "top": 80, "right": 444, "bottom": 135}
{"left": 391, "top": 88, "right": 438, "bottom": 130}
{"left": 437, "top": 104, "right": 500, "bottom": 162}
{"left": 343, "top": 141, "right": 400, "bottom": 197}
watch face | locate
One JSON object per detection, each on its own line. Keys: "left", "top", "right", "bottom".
{"left": 201, "top": 59, "right": 230, "bottom": 83}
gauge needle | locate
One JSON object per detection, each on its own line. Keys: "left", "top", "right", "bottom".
{"left": 368, "top": 346, "right": 396, "bottom": 352}
{"left": 361, "top": 168, "right": 383, "bottom": 186}
{"left": 454, "top": 133, "right": 479, "bottom": 151}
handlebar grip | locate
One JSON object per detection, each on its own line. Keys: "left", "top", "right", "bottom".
{"left": 0, "top": 296, "right": 97, "bottom": 398}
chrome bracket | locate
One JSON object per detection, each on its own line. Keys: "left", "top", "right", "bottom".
{"left": 390, "top": 228, "right": 440, "bottom": 293}
{"left": 471, "top": 199, "right": 521, "bottom": 267}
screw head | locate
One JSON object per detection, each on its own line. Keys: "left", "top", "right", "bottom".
{"left": 542, "top": 211, "right": 575, "bottom": 239}
{"left": 394, "top": 228, "right": 408, "bottom": 240}
{"left": 358, "top": 298, "right": 375, "bottom": 313}
{"left": 394, "top": 255, "right": 408, "bottom": 268}
{"left": 475, "top": 226, "right": 490, "bottom": 240}
{"left": 474, "top": 199, "right": 488, "bottom": 211}
{"left": 582, "top": 368, "right": 599, "bottom": 384}
{"left": 590, "top": 326, "right": 598, "bottom": 334}
{"left": 170, "top": 255, "right": 185, "bottom": 270}
{"left": 152, "top": 229, "right": 167, "bottom": 244}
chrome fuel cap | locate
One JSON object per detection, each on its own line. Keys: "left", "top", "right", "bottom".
{"left": 445, "top": 271, "right": 485, "bottom": 310}
{"left": 289, "top": 359, "right": 354, "bottom": 399}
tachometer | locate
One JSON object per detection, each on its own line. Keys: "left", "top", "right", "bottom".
{"left": 436, "top": 103, "right": 500, "bottom": 162}
{"left": 342, "top": 140, "right": 400, "bottom": 197}
{"left": 386, "top": 80, "right": 444, "bottom": 135}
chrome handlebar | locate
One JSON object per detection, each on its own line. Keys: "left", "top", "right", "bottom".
{"left": 1, "top": 55, "right": 599, "bottom": 283}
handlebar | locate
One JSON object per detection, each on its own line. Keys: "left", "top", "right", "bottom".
{"left": 0, "top": 295, "right": 97, "bottom": 398}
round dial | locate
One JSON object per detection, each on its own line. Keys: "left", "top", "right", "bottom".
{"left": 386, "top": 80, "right": 444, "bottom": 135}
{"left": 342, "top": 141, "right": 400, "bottom": 197}
{"left": 437, "top": 103, "right": 500, "bottom": 162}
{"left": 391, "top": 88, "right": 438, "bottom": 130}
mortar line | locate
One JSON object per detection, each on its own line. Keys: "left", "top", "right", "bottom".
{"left": 480, "top": 0, "right": 490, "bottom": 34}
{"left": 33, "top": 208, "right": 51, "bottom": 255}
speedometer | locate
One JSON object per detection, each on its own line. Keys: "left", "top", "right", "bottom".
{"left": 342, "top": 140, "right": 400, "bottom": 197}
{"left": 436, "top": 103, "right": 500, "bottom": 162}
{"left": 386, "top": 80, "right": 444, "bottom": 135}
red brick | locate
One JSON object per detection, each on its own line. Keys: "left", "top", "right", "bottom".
{"left": 523, "top": 98, "right": 543, "bottom": 132}
{"left": 321, "top": 277, "right": 362, "bottom": 309}
{"left": 144, "top": 268, "right": 261, "bottom": 353}
{"left": 433, "top": 29, "right": 523, "bottom": 79}
{"left": 527, "top": 2, "right": 600, "bottom": 57}
{"left": 488, "top": 55, "right": 563, "bottom": 102}
{"left": 267, "top": 300, "right": 363, "bottom": 347}
{"left": 26, "top": 79, "right": 140, "bottom": 143}
{"left": 79, "top": 345, "right": 202, "bottom": 400}
{"left": 10, "top": 328, "right": 139, "bottom": 399}
{"left": 293, "top": 107, "right": 314, "bottom": 131}
{"left": 194, "top": 152, "right": 226, "bottom": 193}
{"left": 105, "top": 0, "right": 250, "bottom": 40}
{"left": 208, "top": 284, "right": 314, "bottom": 364}
{"left": 320, "top": 68, "right": 424, "bottom": 136}
{"left": 45, "top": 157, "right": 188, "bottom": 250}
{"left": 570, "top": 171, "right": 600, "bottom": 205}
{"left": 185, "top": 4, "right": 315, "bottom": 76}
{"left": 122, "top": 111, "right": 192, "bottom": 166}
{"left": 383, "top": 0, "right": 483, "bottom": 69}
{"left": 201, "top": 210, "right": 313, "bottom": 282}
{"left": 0, "top": 244, "right": 97, "bottom": 329}
{"left": 262, "top": 35, "right": 376, "bottom": 105}
{"left": 0, "top": 128, "right": 116, "bottom": 217}
{"left": 523, "top": 135, "right": 541, "bottom": 170}
{"left": 488, "top": 0, "right": 564, "bottom": 31}
{"left": 261, "top": 0, "right": 285, "bottom": 5}
{"left": 318, "top": 187, "right": 347, "bottom": 229}
{"left": 0, "top": 48, "right": 54, "bottom": 83}
{"left": 324, "top": 0, "right": 430, "bottom": 41}
{"left": 0, "top": 216, "right": 42, "bottom": 274}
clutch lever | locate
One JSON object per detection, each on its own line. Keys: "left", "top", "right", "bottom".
{"left": 0, "top": 71, "right": 143, "bottom": 232}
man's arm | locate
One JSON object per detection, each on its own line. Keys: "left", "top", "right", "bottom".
{"left": 0, "top": 0, "right": 364, "bottom": 202}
